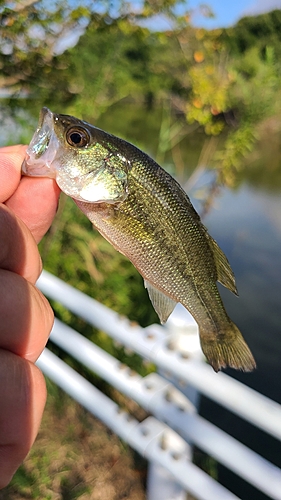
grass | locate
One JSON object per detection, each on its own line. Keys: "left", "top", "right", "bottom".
{"left": 0, "top": 379, "right": 147, "bottom": 500}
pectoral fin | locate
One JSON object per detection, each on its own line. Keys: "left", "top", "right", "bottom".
{"left": 144, "top": 280, "right": 177, "bottom": 324}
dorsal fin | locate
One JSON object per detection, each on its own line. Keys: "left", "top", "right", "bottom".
{"left": 144, "top": 280, "right": 177, "bottom": 324}
{"left": 207, "top": 235, "right": 238, "bottom": 295}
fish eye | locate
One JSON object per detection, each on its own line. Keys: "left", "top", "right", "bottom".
{"left": 66, "top": 127, "right": 90, "bottom": 148}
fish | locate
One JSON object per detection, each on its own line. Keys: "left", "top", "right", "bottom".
{"left": 22, "top": 107, "right": 256, "bottom": 372}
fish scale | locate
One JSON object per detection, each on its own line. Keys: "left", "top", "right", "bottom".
{"left": 76, "top": 171, "right": 216, "bottom": 328}
{"left": 22, "top": 107, "right": 256, "bottom": 373}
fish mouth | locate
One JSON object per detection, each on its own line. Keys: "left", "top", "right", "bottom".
{"left": 22, "top": 107, "right": 129, "bottom": 205}
{"left": 21, "top": 107, "right": 59, "bottom": 178}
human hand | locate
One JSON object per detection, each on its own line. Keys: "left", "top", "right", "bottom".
{"left": 0, "top": 145, "right": 60, "bottom": 488}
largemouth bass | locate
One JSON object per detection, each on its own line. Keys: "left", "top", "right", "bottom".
{"left": 22, "top": 107, "right": 256, "bottom": 372}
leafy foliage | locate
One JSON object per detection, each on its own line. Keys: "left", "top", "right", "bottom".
{"left": 223, "top": 9, "right": 281, "bottom": 60}
{"left": 0, "top": 1, "right": 90, "bottom": 95}
{"left": 185, "top": 29, "right": 230, "bottom": 136}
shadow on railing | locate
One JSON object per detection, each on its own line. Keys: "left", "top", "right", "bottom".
{"left": 36, "top": 270, "right": 281, "bottom": 500}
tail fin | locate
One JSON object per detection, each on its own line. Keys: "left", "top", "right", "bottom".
{"left": 199, "top": 322, "right": 256, "bottom": 372}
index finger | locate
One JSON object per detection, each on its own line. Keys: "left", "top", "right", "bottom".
{"left": 0, "top": 145, "right": 61, "bottom": 243}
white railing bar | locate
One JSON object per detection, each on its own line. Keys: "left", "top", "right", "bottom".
{"left": 38, "top": 270, "right": 281, "bottom": 441}
{"left": 37, "top": 348, "right": 240, "bottom": 500}
{"left": 48, "top": 318, "right": 281, "bottom": 500}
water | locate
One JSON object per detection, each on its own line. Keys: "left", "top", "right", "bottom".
{"left": 205, "top": 185, "right": 281, "bottom": 390}
{"left": 200, "top": 185, "right": 281, "bottom": 499}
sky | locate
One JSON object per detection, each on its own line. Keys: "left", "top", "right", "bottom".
{"left": 55, "top": 0, "right": 281, "bottom": 53}
{"left": 188, "top": 0, "right": 281, "bottom": 28}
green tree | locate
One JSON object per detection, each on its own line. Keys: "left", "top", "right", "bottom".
{"left": 223, "top": 9, "right": 281, "bottom": 59}
{"left": 0, "top": 1, "right": 90, "bottom": 97}
{"left": 52, "top": 7, "right": 191, "bottom": 120}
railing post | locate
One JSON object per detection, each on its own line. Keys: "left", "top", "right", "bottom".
{"left": 160, "top": 303, "right": 203, "bottom": 415}
{"left": 147, "top": 305, "right": 203, "bottom": 499}
{"left": 147, "top": 463, "right": 187, "bottom": 500}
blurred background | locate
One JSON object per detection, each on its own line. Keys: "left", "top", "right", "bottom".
{"left": 1, "top": 1, "right": 281, "bottom": 499}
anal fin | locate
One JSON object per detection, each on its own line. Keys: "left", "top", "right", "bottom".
{"left": 144, "top": 280, "right": 177, "bottom": 324}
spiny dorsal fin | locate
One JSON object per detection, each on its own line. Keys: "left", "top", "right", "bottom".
{"left": 144, "top": 280, "right": 177, "bottom": 324}
{"left": 208, "top": 235, "right": 238, "bottom": 296}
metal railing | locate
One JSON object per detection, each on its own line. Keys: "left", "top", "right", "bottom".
{"left": 37, "top": 270, "right": 281, "bottom": 500}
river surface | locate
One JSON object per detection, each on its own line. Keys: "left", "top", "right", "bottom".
{"left": 201, "top": 184, "right": 281, "bottom": 500}
{"left": 7, "top": 104, "right": 281, "bottom": 500}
